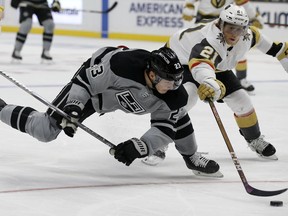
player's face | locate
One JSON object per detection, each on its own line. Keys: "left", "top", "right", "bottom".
{"left": 155, "top": 79, "right": 175, "bottom": 94}
{"left": 223, "top": 23, "right": 245, "bottom": 45}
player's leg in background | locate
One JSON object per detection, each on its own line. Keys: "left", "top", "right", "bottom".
{"left": 36, "top": 8, "right": 55, "bottom": 61}
{"left": 236, "top": 59, "right": 255, "bottom": 94}
{"left": 12, "top": 7, "right": 33, "bottom": 61}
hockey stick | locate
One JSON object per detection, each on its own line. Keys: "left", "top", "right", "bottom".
{"left": 208, "top": 100, "right": 287, "bottom": 197}
{"left": 61, "top": 2, "right": 118, "bottom": 14}
{"left": 0, "top": 71, "right": 116, "bottom": 150}
{"left": 265, "top": 22, "right": 288, "bottom": 27}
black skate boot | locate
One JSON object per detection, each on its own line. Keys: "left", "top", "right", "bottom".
{"left": 247, "top": 135, "right": 277, "bottom": 160}
{"left": 0, "top": 98, "right": 7, "bottom": 111}
{"left": 12, "top": 49, "right": 22, "bottom": 62}
{"left": 240, "top": 78, "right": 255, "bottom": 94}
{"left": 41, "top": 49, "right": 53, "bottom": 63}
{"left": 183, "top": 152, "right": 223, "bottom": 178}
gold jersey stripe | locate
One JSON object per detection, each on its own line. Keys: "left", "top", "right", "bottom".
{"left": 188, "top": 58, "right": 215, "bottom": 70}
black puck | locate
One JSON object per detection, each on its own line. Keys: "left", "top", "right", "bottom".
{"left": 270, "top": 201, "right": 283, "bottom": 207}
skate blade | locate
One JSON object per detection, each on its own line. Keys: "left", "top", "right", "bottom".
{"left": 247, "top": 91, "right": 256, "bottom": 96}
{"left": 41, "top": 59, "right": 54, "bottom": 65}
{"left": 11, "top": 58, "right": 22, "bottom": 64}
{"left": 257, "top": 153, "right": 278, "bottom": 161}
{"left": 192, "top": 170, "right": 224, "bottom": 178}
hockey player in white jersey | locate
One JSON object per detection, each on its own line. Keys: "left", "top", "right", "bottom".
{"left": 144, "top": 4, "right": 288, "bottom": 165}
{"left": 142, "top": 1, "right": 264, "bottom": 166}
{"left": 182, "top": 0, "right": 264, "bottom": 93}
{"left": 172, "top": 4, "right": 288, "bottom": 159}
{"left": 0, "top": 46, "right": 223, "bottom": 177}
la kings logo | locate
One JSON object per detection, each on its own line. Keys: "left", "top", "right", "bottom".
{"left": 116, "top": 90, "right": 145, "bottom": 114}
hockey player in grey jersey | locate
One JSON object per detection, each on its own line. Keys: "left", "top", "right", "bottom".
{"left": 11, "top": 0, "right": 61, "bottom": 62}
{"left": 0, "top": 46, "right": 223, "bottom": 177}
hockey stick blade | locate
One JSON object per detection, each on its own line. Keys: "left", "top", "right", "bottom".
{"left": 62, "top": 1, "right": 118, "bottom": 14}
{"left": 208, "top": 101, "right": 287, "bottom": 197}
{"left": 245, "top": 183, "right": 287, "bottom": 197}
{"left": 0, "top": 71, "right": 116, "bottom": 152}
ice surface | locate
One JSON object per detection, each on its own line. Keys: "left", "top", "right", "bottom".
{"left": 0, "top": 32, "right": 287, "bottom": 216}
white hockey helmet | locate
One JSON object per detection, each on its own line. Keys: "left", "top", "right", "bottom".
{"left": 219, "top": 4, "right": 249, "bottom": 35}
{"left": 220, "top": 4, "right": 249, "bottom": 27}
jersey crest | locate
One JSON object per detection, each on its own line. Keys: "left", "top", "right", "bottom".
{"left": 216, "top": 33, "right": 225, "bottom": 45}
{"left": 116, "top": 90, "right": 145, "bottom": 114}
{"left": 243, "top": 32, "right": 251, "bottom": 42}
{"left": 211, "top": 0, "right": 227, "bottom": 9}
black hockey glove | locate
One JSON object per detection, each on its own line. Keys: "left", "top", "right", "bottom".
{"left": 113, "top": 138, "right": 148, "bottom": 166}
{"left": 51, "top": 0, "right": 61, "bottom": 12}
{"left": 60, "top": 100, "right": 84, "bottom": 137}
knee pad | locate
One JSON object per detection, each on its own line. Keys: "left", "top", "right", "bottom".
{"left": 19, "top": 18, "right": 33, "bottom": 34}
{"left": 42, "top": 19, "right": 55, "bottom": 33}
{"left": 223, "top": 89, "right": 254, "bottom": 116}
{"left": 26, "top": 112, "right": 60, "bottom": 142}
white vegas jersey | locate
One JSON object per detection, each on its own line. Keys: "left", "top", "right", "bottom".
{"left": 185, "top": 0, "right": 258, "bottom": 22}
{"left": 167, "top": 20, "right": 278, "bottom": 83}
{"left": 197, "top": 0, "right": 234, "bottom": 17}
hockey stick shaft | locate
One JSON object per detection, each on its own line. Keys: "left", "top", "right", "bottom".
{"left": 61, "top": 2, "right": 118, "bottom": 14}
{"left": 265, "top": 22, "right": 288, "bottom": 27}
{"left": 0, "top": 71, "right": 116, "bottom": 149}
{"left": 208, "top": 101, "right": 249, "bottom": 183}
{"left": 208, "top": 100, "right": 287, "bottom": 196}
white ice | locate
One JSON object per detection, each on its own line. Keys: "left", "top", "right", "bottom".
{"left": 0, "top": 32, "right": 287, "bottom": 216}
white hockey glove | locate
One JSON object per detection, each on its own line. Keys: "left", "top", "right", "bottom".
{"left": 277, "top": 42, "right": 288, "bottom": 73}
{"left": 250, "top": 12, "right": 264, "bottom": 29}
{"left": 60, "top": 100, "right": 84, "bottom": 137}
{"left": 197, "top": 78, "right": 226, "bottom": 102}
{"left": 182, "top": 2, "right": 195, "bottom": 21}
{"left": 51, "top": 0, "right": 61, "bottom": 12}
{"left": 113, "top": 138, "right": 148, "bottom": 166}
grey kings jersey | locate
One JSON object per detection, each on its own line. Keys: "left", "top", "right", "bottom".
{"left": 49, "top": 47, "right": 195, "bottom": 154}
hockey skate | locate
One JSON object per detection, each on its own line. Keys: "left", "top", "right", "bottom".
{"left": 141, "top": 149, "right": 166, "bottom": 166}
{"left": 247, "top": 135, "right": 278, "bottom": 160}
{"left": 0, "top": 98, "right": 7, "bottom": 111}
{"left": 41, "top": 50, "right": 53, "bottom": 64}
{"left": 240, "top": 78, "right": 255, "bottom": 94}
{"left": 183, "top": 152, "right": 223, "bottom": 178}
{"left": 11, "top": 49, "right": 22, "bottom": 63}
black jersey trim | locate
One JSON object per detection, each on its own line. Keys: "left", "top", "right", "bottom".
{"left": 266, "top": 42, "right": 283, "bottom": 57}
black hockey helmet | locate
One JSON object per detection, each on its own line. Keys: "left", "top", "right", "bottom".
{"left": 148, "top": 47, "right": 184, "bottom": 89}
